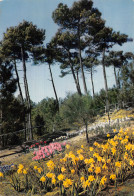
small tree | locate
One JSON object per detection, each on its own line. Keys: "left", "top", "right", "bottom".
{"left": 61, "top": 93, "right": 95, "bottom": 143}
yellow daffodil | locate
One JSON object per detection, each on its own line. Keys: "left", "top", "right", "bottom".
{"left": 66, "top": 144, "right": 70, "bottom": 149}
{"left": 71, "top": 169, "right": 75, "bottom": 174}
{"left": 110, "top": 174, "right": 116, "bottom": 181}
{"left": 0, "top": 172, "right": 4, "bottom": 177}
{"left": 63, "top": 178, "right": 73, "bottom": 188}
{"left": 40, "top": 176, "right": 46, "bottom": 182}
{"left": 82, "top": 180, "right": 90, "bottom": 189}
{"left": 52, "top": 177, "right": 56, "bottom": 184}
{"left": 88, "top": 167, "right": 93, "bottom": 173}
{"left": 79, "top": 154, "right": 84, "bottom": 160}
{"left": 89, "top": 147, "right": 94, "bottom": 151}
{"left": 95, "top": 167, "right": 101, "bottom": 174}
{"left": 61, "top": 167, "right": 66, "bottom": 173}
{"left": 46, "top": 160, "right": 55, "bottom": 171}
{"left": 38, "top": 167, "right": 43, "bottom": 174}
{"left": 34, "top": 166, "right": 38, "bottom": 170}
{"left": 111, "top": 147, "right": 116, "bottom": 155}
{"left": 23, "top": 169, "right": 28, "bottom": 175}
{"left": 107, "top": 134, "right": 110, "bottom": 138}
{"left": 88, "top": 175, "right": 95, "bottom": 182}
{"left": 58, "top": 174, "right": 64, "bottom": 181}
{"left": 46, "top": 172, "right": 55, "bottom": 178}
{"left": 80, "top": 176, "right": 85, "bottom": 182}
{"left": 129, "top": 159, "right": 134, "bottom": 167}
{"left": 115, "top": 161, "right": 121, "bottom": 168}
{"left": 100, "top": 176, "right": 107, "bottom": 186}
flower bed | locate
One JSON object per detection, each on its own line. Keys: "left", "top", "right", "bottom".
{"left": 32, "top": 142, "right": 66, "bottom": 161}
{"left": 1, "top": 128, "right": 134, "bottom": 195}
{"left": 29, "top": 140, "right": 47, "bottom": 151}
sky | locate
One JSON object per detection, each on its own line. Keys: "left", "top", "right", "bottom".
{"left": 0, "top": 0, "right": 134, "bottom": 103}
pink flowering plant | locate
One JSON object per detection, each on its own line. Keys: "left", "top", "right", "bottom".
{"left": 29, "top": 140, "right": 47, "bottom": 151}
{"left": 32, "top": 142, "right": 66, "bottom": 161}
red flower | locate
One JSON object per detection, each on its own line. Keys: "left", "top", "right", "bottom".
{"left": 36, "top": 143, "right": 39, "bottom": 145}
{"left": 44, "top": 141, "right": 46, "bottom": 144}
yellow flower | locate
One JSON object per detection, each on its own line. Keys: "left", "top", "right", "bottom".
{"left": 57, "top": 174, "right": 64, "bottom": 181}
{"left": 61, "top": 167, "right": 66, "bottom": 173}
{"left": 23, "top": 169, "right": 28, "bottom": 175}
{"left": 129, "top": 159, "right": 134, "bottom": 167}
{"left": 38, "top": 167, "right": 43, "bottom": 174}
{"left": 63, "top": 178, "right": 73, "bottom": 188}
{"left": 111, "top": 148, "right": 116, "bottom": 155}
{"left": 95, "top": 167, "right": 101, "bottom": 175}
{"left": 81, "top": 145, "right": 84, "bottom": 149}
{"left": 121, "top": 139, "right": 128, "bottom": 144}
{"left": 84, "top": 159, "right": 90, "bottom": 164}
{"left": 17, "top": 168, "right": 23, "bottom": 174}
{"left": 113, "top": 129, "right": 117, "bottom": 133}
{"left": 34, "top": 166, "right": 38, "bottom": 170}
{"left": 82, "top": 180, "right": 90, "bottom": 189}
{"left": 46, "top": 172, "right": 55, "bottom": 178}
{"left": 46, "top": 160, "right": 55, "bottom": 171}
{"left": 18, "top": 164, "right": 24, "bottom": 170}
{"left": 79, "top": 154, "right": 84, "bottom": 160}
{"left": 125, "top": 144, "right": 132, "bottom": 151}
{"left": 40, "top": 176, "right": 46, "bottom": 182}
{"left": 107, "top": 134, "right": 110, "bottom": 137}
{"left": 89, "top": 147, "right": 94, "bottom": 151}
{"left": 0, "top": 172, "right": 4, "bottom": 177}
{"left": 119, "top": 128, "right": 123, "bottom": 133}
{"left": 62, "top": 157, "right": 67, "bottom": 162}
{"left": 124, "top": 152, "right": 128, "bottom": 160}
{"left": 77, "top": 149, "right": 83, "bottom": 154}
{"left": 110, "top": 174, "right": 116, "bottom": 181}
{"left": 71, "top": 169, "right": 75, "bottom": 174}
{"left": 100, "top": 176, "right": 107, "bottom": 186}
{"left": 88, "top": 175, "right": 95, "bottom": 182}
{"left": 88, "top": 158, "right": 95, "bottom": 164}
{"left": 97, "top": 156, "right": 102, "bottom": 162}
{"left": 80, "top": 176, "right": 85, "bottom": 182}
{"left": 115, "top": 161, "right": 121, "bottom": 168}
{"left": 102, "top": 163, "right": 108, "bottom": 170}
{"left": 66, "top": 144, "right": 70, "bottom": 149}
{"left": 65, "top": 153, "right": 69, "bottom": 158}
{"left": 93, "top": 153, "right": 99, "bottom": 158}
{"left": 88, "top": 167, "right": 93, "bottom": 173}
{"left": 93, "top": 141, "right": 99, "bottom": 146}
{"left": 68, "top": 151, "right": 75, "bottom": 159}
{"left": 52, "top": 177, "right": 56, "bottom": 184}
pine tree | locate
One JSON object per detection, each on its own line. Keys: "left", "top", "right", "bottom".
{"left": 0, "top": 58, "right": 26, "bottom": 147}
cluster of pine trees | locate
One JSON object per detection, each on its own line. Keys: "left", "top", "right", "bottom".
{"left": 0, "top": 0, "right": 134, "bottom": 146}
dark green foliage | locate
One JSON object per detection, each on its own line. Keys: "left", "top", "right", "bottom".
{"left": 0, "top": 59, "right": 26, "bottom": 147}
{"left": 60, "top": 93, "right": 95, "bottom": 142}
{"left": 32, "top": 98, "right": 59, "bottom": 134}
{"left": 34, "top": 114, "right": 45, "bottom": 136}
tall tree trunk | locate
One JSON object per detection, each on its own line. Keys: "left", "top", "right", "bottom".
{"left": 48, "top": 63, "right": 59, "bottom": 109}
{"left": 102, "top": 48, "right": 110, "bottom": 124}
{"left": 14, "top": 59, "right": 24, "bottom": 103}
{"left": 78, "top": 27, "right": 88, "bottom": 95}
{"left": 21, "top": 47, "right": 33, "bottom": 140}
{"left": 113, "top": 66, "right": 118, "bottom": 88}
{"left": 68, "top": 51, "right": 82, "bottom": 96}
{"left": 84, "top": 120, "right": 89, "bottom": 143}
{"left": 90, "top": 66, "right": 95, "bottom": 97}
{"left": 76, "top": 69, "right": 81, "bottom": 95}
